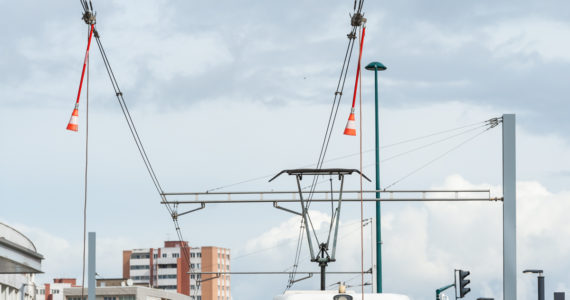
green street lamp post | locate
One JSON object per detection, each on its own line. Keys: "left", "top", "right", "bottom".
{"left": 365, "top": 61, "right": 387, "bottom": 293}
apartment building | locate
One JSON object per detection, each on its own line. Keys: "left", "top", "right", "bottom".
{"left": 38, "top": 278, "right": 79, "bottom": 300}
{"left": 122, "top": 242, "right": 230, "bottom": 300}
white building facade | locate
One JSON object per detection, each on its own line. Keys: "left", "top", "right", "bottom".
{"left": 0, "top": 223, "right": 43, "bottom": 300}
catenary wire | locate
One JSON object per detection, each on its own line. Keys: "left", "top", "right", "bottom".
{"left": 301, "top": 119, "right": 498, "bottom": 190}
{"left": 287, "top": 1, "right": 365, "bottom": 286}
{"left": 205, "top": 118, "right": 488, "bottom": 192}
{"left": 80, "top": 22, "right": 90, "bottom": 300}
{"left": 382, "top": 126, "right": 496, "bottom": 190}
{"left": 89, "top": 20, "right": 194, "bottom": 285}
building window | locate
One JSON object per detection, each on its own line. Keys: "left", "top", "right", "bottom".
{"left": 103, "top": 297, "right": 117, "bottom": 300}
{"left": 157, "top": 285, "right": 177, "bottom": 290}
{"left": 190, "top": 253, "right": 195, "bottom": 258}
{"left": 197, "top": 263, "right": 200, "bottom": 268}
{"left": 226, "top": 254, "right": 230, "bottom": 260}
{"left": 51, "top": 290, "right": 60, "bottom": 294}
{"left": 158, "top": 274, "right": 177, "bottom": 279}
{"left": 119, "top": 296, "right": 135, "bottom": 300}
{"left": 157, "top": 264, "right": 177, "bottom": 268}
{"left": 162, "top": 253, "right": 167, "bottom": 258}
{"left": 197, "top": 253, "right": 202, "bottom": 257}
{"left": 153, "top": 254, "right": 158, "bottom": 259}
{"left": 68, "top": 297, "right": 87, "bottom": 300}
{"left": 130, "top": 265, "right": 149, "bottom": 270}
{"left": 131, "top": 253, "right": 150, "bottom": 259}
{"left": 172, "top": 253, "right": 179, "bottom": 258}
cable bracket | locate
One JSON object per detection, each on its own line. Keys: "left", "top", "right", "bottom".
{"left": 82, "top": 11, "right": 96, "bottom": 25}
{"left": 350, "top": 12, "right": 364, "bottom": 27}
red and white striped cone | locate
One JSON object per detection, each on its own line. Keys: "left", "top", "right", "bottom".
{"left": 343, "top": 108, "right": 357, "bottom": 136}
{"left": 66, "top": 104, "right": 79, "bottom": 132}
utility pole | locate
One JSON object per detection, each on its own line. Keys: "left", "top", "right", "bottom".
{"left": 366, "top": 61, "right": 387, "bottom": 293}
{"left": 523, "top": 269, "right": 545, "bottom": 300}
{"left": 88, "top": 232, "right": 96, "bottom": 300}
{"left": 502, "top": 114, "right": 517, "bottom": 300}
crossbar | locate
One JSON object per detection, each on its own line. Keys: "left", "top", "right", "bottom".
{"left": 163, "top": 197, "right": 500, "bottom": 204}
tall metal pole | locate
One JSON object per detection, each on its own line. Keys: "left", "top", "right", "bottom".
{"left": 502, "top": 114, "right": 517, "bottom": 300}
{"left": 538, "top": 275, "right": 545, "bottom": 300}
{"left": 88, "top": 232, "right": 96, "bottom": 300}
{"left": 366, "top": 61, "right": 387, "bottom": 293}
{"left": 374, "top": 67, "right": 382, "bottom": 294}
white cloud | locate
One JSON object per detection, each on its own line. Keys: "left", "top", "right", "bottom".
{"left": 483, "top": 18, "right": 570, "bottom": 63}
{"left": 239, "top": 175, "right": 570, "bottom": 300}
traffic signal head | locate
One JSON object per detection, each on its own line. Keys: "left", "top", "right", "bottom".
{"left": 459, "top": 270, "right": 471, "bottom": 298}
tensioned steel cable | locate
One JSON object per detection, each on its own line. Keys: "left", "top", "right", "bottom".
{"left": 204, "top": 119, "right": 489, "bottom": 192}
{"left": 294, "top": 0, "right": 366, "bottom": 285}
{"left": 286, "top": 1, "right": 365, "bottom": 287}
{"left": 301, "top": 29, "right": 357, "bottom": 247}
{"left": 301, "top": 119, "right": 498, "bottom": 190}
{"left": 80, "top": 21, "right": 90, "bottom": 300}
{"left": 382, "top": 124, "right": 500, "bottom": 190}
{"left": 305, "top": 0, "right": 366, "bottom": 207}
{"left": 95, "top": 29, "right": 199, "bottom": 288}
{"left": 84, "top": 7, "right": 195, "bottom": 284}
{"left": 76, "top": 2, "right": 94, "bottom": 299}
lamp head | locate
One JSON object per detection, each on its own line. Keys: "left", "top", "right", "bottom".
{"left": 365, "top": 61, "right": 387, "bottom": 71}
{"left": 523, "top": 269, "right": 544, "bottom": 275}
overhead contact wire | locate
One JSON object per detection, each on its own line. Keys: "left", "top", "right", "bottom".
{"left": 288, "top": 0, "right": 365, "bottom": 288}
{"left": 91, "top": 26, "right": 192, "bottom": 280}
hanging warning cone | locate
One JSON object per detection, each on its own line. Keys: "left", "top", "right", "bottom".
{"left": 66, "top": 104, "right": 79, "bottom": 132}
{"left": 343, "top": 108, "right": 357, "bottom": 136}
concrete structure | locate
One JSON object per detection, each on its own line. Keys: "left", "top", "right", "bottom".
{"left": 0, "top": 223, "right": 43, "bottom": 300}
{"left": 38, "top": 279, "right": 79, "bottom": 300}
{"left": 122, "top": 242, "right": 230, "bottom": 300}
{"left": 64, "top": 286, "right": 191, "bottom": 300}
{"left": 96, "top": 279, "right": 128, "bottom": 288}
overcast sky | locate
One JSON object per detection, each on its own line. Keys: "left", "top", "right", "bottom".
{"left": 1, "top": 1, "right": 569, "bottom": 300}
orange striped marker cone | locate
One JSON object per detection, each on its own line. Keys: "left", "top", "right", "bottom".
{"left": 343, "top": 108, "right": 357, "bottom": 136}
{"left": 66, "top": 104, "right": 79, "bottom": 132}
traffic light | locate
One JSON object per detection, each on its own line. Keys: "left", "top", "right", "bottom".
{"left": 459, "top": 270, "right": 471, "bottom": 298}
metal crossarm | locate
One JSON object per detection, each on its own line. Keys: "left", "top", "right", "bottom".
{"left": 161, "top": 189, "right": 497, "bottom": 205}
{"left": 269, "top": 168, "right": 371, "bottom": 182}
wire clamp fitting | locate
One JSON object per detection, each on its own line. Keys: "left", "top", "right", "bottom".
{"left": 350, "top": 12, "right": 364, "bottom": 27}
{"left": 488, "top": 117, "right": 501, "bottom": 128}
{"left": 82, "top": 11, "right": 96, "bottom": 25}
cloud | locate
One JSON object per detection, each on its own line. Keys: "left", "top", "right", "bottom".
{"left": 484, "top": 18, "right": 570, "bottom": 64}
{"left": 236, "top": 175, "right": 570, "bottom": 300}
